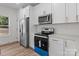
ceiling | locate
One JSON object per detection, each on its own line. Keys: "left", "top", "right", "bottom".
{"left": 0, "top": 3, "right": 39, "bottom": 9}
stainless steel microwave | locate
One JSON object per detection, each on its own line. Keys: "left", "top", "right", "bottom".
{"left": 38, "top": 14, "right": 52, "bottom": 25}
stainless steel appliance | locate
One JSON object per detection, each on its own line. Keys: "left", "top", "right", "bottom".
{"left": 38, "top": 14, "right": 52, "bottom": 25}
{"left": 34, "top": 28, "right": 54, "bottom": 56}
{"left": 34, "top": 34, "right": 48, "bottom": 56}
{"left": 20, "top": 17, "right": 29, "bottom": 48}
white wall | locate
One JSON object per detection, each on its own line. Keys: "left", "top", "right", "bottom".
{"left": 29, "top": 6, "right": 37, "bottom": 49}
{"left": 0, "top": 5, "right": 18, "bottom": 45}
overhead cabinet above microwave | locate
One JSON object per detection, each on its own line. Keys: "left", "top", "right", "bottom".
{"left": 38, "top": 14, "right": 52, "bottom": 25}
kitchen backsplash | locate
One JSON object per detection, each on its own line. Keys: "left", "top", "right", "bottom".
{"left": 34, "top": 23, "right": 79, "bottom": 40}
{"left": 35, "top": 23, "right": 79, "bottom": 35}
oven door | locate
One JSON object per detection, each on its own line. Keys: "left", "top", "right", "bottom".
{"left": 41, "top": 37, "right": 48, "bottom": 51}
{"left": 34, "top": 36, "right": 41, "bottom": 48}
{"left": 34, "top": 35, "right": 48, "bottom": 56}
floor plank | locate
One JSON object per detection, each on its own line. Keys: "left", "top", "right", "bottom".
{"left": 0, "top": 43, "right": 39, "bottom": 56}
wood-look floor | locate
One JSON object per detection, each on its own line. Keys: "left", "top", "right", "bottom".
{"left": 0, "top": 42, "right": 39, "bottom": 56}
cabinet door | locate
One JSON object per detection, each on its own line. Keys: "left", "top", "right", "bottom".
{"left": 66, "top": 3, "right": 77, "bottom": 23}
{"left": 53, "top": 3, "right": 66, "bottom": 23}
{"left": 49, "top": 39, "right": 64, "bottom": 56}
{"left": 23, "top": 7, "right": 29, "bottom": 17}
{"left": 41, "top": 3, "right": 52, "bottom": 15}
{"left": 34, "top": 3, "right": 52, "bottom": 16}
{"left": 64, "top": 40, "right": 76, "bottom": 56}
{"left": 19, "top": 9, "right": 24, "bottom": 19}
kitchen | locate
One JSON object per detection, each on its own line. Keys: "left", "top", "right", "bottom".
{"left": 0, "top": 3, "right": 79, "bottom": 56}
{"left": 19, "top": 3, "right": 79, "bottom": 56}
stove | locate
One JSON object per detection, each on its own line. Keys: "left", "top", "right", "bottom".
{"left": 34, "top": 28, "right": 54, "bottom": 56}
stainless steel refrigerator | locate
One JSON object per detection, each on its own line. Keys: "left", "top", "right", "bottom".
{"left": 20, "top": 17, "right": 29, "bottom": 48}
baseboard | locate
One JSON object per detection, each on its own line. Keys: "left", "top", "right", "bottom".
{"left": 0, "top": 41, "right": 19, "bottom": 47}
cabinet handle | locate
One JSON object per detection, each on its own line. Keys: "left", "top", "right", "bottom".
{"left": 53, "top": 39, "right": 58, "bottom": 41}
{"left": 65, "top": 41, "right": 67, "bottom": 47}
{"left": 75, "top": 51, "right": 77, "bottom": 56}
{"left": 76, "top": 15, "right": 78, "bottom": 22}
{"left": 65, "top": 17, "right": 68, "bottom": 22}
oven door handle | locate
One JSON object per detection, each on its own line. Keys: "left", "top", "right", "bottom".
{"left": 35, "top": 35, "right": 48, "bottom": 38}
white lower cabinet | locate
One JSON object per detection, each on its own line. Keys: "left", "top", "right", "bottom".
{"left": 64, "top": 48, "right": 76, "bottom": 56}
{"left": 49, "top": 38, "right": 64, "bottom": 56}
{"left": 64, "top": 40, "right": 77, "bottom": 56}
{"left": 49, "top": 38, "right": 77, "bottom": 56}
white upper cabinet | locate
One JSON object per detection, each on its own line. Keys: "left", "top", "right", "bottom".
{"left": 19, "top": 6, "right": 30, "bottom": 19}
{"left": 33, "top": 3, "right": 78, "bottom": 24}
{"left": 34, "top": 3, "right": 52, "bottom": 16}
{"left": 41, "top": 3, "right": 52, "bottom": 15}
{"left": 23, "top": 6, "right": 30, "bottom": 18}
{"left": 53, "top": 3, "right": 66, "bottom": 23}
{"left": 52, "top": 3, "right": 77, "bottom": 24}
{"left": 66, "top": 3, "right": 77, "bottom": 23}
{"left": 19, "top": 9, "right": 24, "bottom": 19}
